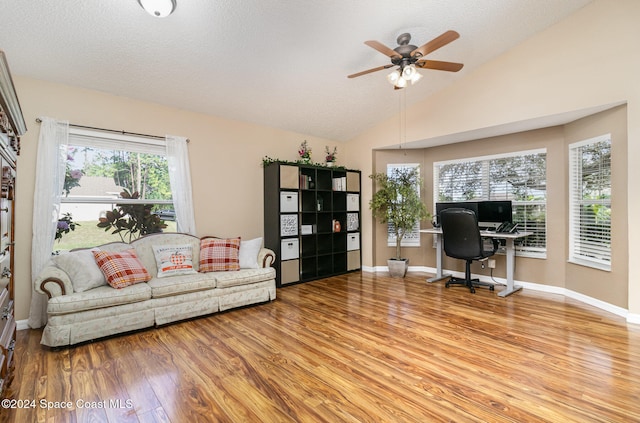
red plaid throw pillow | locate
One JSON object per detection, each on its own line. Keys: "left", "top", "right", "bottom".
{"left": 199, "top": 237, "right": 241, "bottom": 272}
{"left": 92, "top": 249, "right": 151, "bottom": 289}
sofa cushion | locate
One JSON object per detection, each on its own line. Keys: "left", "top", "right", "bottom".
{"left": 152, "top": 244, "right": 197, "bottom": 278}
{"left": 52, "top": 249, "right": 107, "bottom": 293}
{"left": 214, "top": 267, "right": 276, "bottom": 288}
{"left": 147, "top": 272, "right": 217, "bottom": 298}
{"left": 239, "top": 237, "right": 263, "bottom": 269}
{"left": 132, "top": 233, "right": 201, "bottom": 277}
{"left": 93, "top": 249, "right": 152, "bottom": 289}
{"left": 199, "top": 237, "right": 241, "bottom": 272}
{"left": 47, "top": 283, "right": 152, "bottom": 315}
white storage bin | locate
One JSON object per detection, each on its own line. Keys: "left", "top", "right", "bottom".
{"left": 347, "top": 194, "right": 359, "bottom": 211}
{"left": 281, "top": 238, "right": 300, "bottom": 260}
{"left": 280, "top": 192, "right": 299, "bottom": 213}
{"left": 347, "top": 233, "right": 360, "bottom": 251}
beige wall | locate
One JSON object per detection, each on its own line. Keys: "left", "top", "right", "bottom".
{"left": 13, "top": 77, "right": 344, "bottom": 321}
{"left": 345, "top": 0, "right": 640, "bottom": 313}
{"left": 371, "top": 106, "right": 628, "bottom": 308}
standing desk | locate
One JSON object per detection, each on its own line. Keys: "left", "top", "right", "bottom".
{"left": 419, "top": 228, "right": 532, "bottom": 297}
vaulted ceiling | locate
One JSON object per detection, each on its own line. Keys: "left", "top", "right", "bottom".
{"left": 1, "top": 0, "right": 593, "bottom": 141}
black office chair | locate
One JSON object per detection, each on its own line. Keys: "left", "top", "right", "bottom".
{"left": 440, "top": 208, "right": 497, "bottom": 294}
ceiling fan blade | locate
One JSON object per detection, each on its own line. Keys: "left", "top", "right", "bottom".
{"left": 411, "top": 30, "right": 460, "bottom": 58}
{"left": 347, "top": 64, "right": 394, "bottom": 79}
{"left": 364, "top": 40, "right": 402, "bottom": 59}
{"left": 415, "top": 60, "right": 464, "bottom": 72}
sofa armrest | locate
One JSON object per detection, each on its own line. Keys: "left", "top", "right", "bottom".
{"left": 258, "top": 248, "right": 275, "bottom": 268}
{"left": 34, "top": 265, "right": 74, "bottom": 299}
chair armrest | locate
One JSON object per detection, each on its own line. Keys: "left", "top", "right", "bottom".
{"left": 34, "top": 266, "right": 74, "bottom": 299}
{"left": 258, "top": 248, "right": 276, "bottom": 268}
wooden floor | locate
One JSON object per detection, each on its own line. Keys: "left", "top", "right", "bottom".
{"left": 3, "top": 272, "right": 640, "bottom": 422}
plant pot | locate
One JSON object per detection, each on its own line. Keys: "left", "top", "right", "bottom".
{"left": 326, "top": 161, "right": 334, "bottom": 167}
{"left": 387, "top": 258, "right": 409, "bottom": 278}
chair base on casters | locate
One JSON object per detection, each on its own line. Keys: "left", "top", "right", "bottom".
{"left": 445, "top": 259, "right": 495, "bottom": 294}
{"left": 445, "top": 277, "right": 495, "bottom": 294}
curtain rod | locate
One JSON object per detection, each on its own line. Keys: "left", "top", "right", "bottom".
{"left": 34, "top": 118, "right": 189, "bottom": 142}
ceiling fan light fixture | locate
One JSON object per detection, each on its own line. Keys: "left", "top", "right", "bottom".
{"left": 395, "top": 77, "right": 407, "bottom": 88}
{"left": 402, "top": 64, "right": 417, "bottom": 80}
{"left": 387, "top": 69, "right": 401, "bottom": 85}
{"left": 137, "top": 0, "right": 176, "bottom": 18}
{"left": 410, "top": 71, "right": 423, "bottom": 85}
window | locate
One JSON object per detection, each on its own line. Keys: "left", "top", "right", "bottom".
{"left": 386, "top": 163, "right": 421, "bottom": 247}
{"left": 568, "top": 135, "right": 611, "bottom": 270}
{"left": 57, "top": 128, "right": 175, "bottom": 250}
{"left": 434, "top": 149, "right": 547, "bottom": 257}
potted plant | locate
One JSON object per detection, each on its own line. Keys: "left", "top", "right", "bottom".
{"left": 325, "top": 146, "right": 337, "bottom": 166}
{"left": 369, "top": 166, "right": 429, "bottom": 277}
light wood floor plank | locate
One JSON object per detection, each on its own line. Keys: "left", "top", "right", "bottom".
{"left": 3, "top": 271, "right": 640, "bottom": 422}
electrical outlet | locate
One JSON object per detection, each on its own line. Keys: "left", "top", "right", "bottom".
{"left": 488, "top": 259, "right": 496, "bottom": 269}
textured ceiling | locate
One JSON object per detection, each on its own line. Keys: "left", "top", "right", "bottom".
{"left": 0, "top": 0, "right": 593, "bottom": 141}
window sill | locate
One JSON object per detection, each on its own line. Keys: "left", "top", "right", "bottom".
{"left": 568, "top": 258, "right": 611, "bottom": 272}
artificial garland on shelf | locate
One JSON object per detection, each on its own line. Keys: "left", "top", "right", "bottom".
{"left": 262, "top": 140, "right": 345, "bottom": 168}
{"left": 261, "top": 156, "right": 346, "bottom": 169}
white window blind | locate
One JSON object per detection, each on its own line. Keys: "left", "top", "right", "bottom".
{"left": 568, "top": 135, "right": 611, "bottom": 270}
{"left": 434, "top": 149, "right": 547, "bottom": 257}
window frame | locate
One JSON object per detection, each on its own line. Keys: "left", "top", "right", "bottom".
{"left": 61, "top": 128, "right": 173, "bottom": 208}
{"left": 433, "top": 148, "right": 547, "bottom": 258}
{"left": 568, "top": 134, "right": 612, "bottom": 271}
{"left": 386, "top": 163, "right": 422, "bottom": 247}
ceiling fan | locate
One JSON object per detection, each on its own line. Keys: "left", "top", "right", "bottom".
{"left": 348, "top": 30, "right": 464, "bottom": 88}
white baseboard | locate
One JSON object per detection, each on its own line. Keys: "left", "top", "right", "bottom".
{"left": 363, "top": 265, "right": 639, "bottom": 325}
{"left": 627, "top": 313, "right": 640, "bottom": 324}
{"left": 16, "top": 319, "right": 29, "bottom": 331}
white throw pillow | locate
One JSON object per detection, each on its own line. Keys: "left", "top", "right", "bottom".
{"left": 152, "top": 244, "right": 197, "bottom": 278}
{"left": 239, "top": 237, "right": 263, "bottom": 269}
{"left": 52, "top": 249, "right": 107, "bottom": 293}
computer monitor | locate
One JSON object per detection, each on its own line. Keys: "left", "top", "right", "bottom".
{"left": 434, "top": 201, "right": 478, "bottom": 227}
{"left": 477, "top": 200, "right": 513, "bottom": 229}
{"left": 434, "top": 200, "right": 512, "bottom": 229}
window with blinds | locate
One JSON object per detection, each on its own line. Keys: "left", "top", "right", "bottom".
{"left": 434, "top": 149, "right": 547, "bottom": 257}
{"left": 568, "top": 135, "right": 611, "bottom": 270}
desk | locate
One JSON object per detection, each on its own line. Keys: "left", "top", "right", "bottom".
{"left": 420, "top": 228, "right": 532, "bottom": 297}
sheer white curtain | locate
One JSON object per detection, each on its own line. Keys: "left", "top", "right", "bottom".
{"left": 28, "top": 117, "right": 69, "bottom": 328}
{"left": 165, "top": 135, "right": 196, "bottom": 235}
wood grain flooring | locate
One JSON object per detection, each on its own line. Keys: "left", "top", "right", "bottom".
{"left": 2, "top": 271, "right": 640, "bottom": 422}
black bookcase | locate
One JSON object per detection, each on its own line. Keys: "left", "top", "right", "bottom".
{"left": 263, "top": 162, "right": 361, "bottom": 287}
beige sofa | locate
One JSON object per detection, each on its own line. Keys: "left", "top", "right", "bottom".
{"left": 34, "top": 233, "right": 276, "bottom": 347}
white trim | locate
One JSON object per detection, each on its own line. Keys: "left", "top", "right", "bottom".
{"left": 60, "top": 197, "right": 173, "bottom": 205}
{"left": 16, "top": 319, "right": 29, "bottom": 331}
{"left": 627, "top": 313, "right": 640, "bottom": 325}
{"left": 568, "top": 134, "right": 612, "bottom": 268}
{"left": 433, "top": 147, "right": 546, "bottom": 167}
{"left": 568, "top": 133, "right": 611, "bottom": 150}
{"left": 568, "top": 257, "right": 611, "bottom": 272}
{"left": 360, "top": 267, "right": 637, "bottom": 324}
{"left": 70, "top": 127, "right": 165, "bottom": 147}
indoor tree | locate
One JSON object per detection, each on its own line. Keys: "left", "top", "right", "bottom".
{"left": 369, "top": 166, "right": 429, "bottom": 276}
